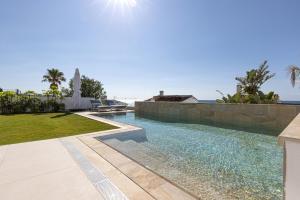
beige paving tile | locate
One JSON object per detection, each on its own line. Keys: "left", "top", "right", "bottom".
{"left": 0, "top": 139, "right": 76, "bottom": 185}
{"left": 79, "top": 136, "right": 102, "bottom": 147}
{"left": 68, "top": 137, "right": 123, "bottom": 174}
{"left": 0, "top": 145, "right": 7, "bottom": 168}
{"left": 150, "top": 182, "right": 196, "bottom": 200}
{"left": 119, "top": 162, "right": 164, "bottom": 189}
{"left": 0, "top": 138, "right": 107, "bottom": 200}
{"left": 105, "top": 169, "right": 154, "bottom": 200}
{"left": 119, "top": 161, "right": 194, "bottom": 200}
{"left": 0, "top": 167, "right": 103, "bottom": 200}
{"left": 92, "top": 145, "right": 132, "bottom": 167}
{"left": 70, "top": 141, "right": 114, "bottom": 174}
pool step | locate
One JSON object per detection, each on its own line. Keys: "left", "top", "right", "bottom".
{"left": 101, "top": 138, "right": 210, "bottom": 198}
{"left": 103, "top": 138, "right": 169, "bottom": 169}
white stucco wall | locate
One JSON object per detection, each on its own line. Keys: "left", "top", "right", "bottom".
{"left": 63, "top": 97, "right": 95, "bottom": 110}
{"left": 285, "top": 139, "right": 300, "bottom": 200}
{"left": 39, "top": 96, "right": 95, "bottom": 110}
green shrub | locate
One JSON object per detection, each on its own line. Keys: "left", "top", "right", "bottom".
{"left": 216, "top": 61, "right": 279, "bottom": 104}
{"left": 217, "top": 91, "right": 279, "bottom": 104}
{"left": 0, "top": 91, "right": 65, "bottom": 114}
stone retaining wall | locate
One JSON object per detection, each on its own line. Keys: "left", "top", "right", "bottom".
{"left": 135, "top": 101, "right": 300, "bottom": 135}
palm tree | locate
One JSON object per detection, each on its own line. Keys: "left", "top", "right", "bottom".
{"left": 42, "top": 68, "right": 66, "bottom": 88}
{"left": 288, "top": 65, "right": 300, "bottom": 87}
{"left": 235, "top": 60, "right": 275, "bottom": 95}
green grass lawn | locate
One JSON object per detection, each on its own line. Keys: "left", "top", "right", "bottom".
{"left": 0, "top": 113, "right": 117, "bottom": 145}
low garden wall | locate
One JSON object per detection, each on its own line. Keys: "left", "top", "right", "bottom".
{"left": 135, "top": 101, "right": 300, "bottom": 135}
{"left": 39, "top": 97, "right": 95, "bottom": 110}
{"left": 63, "top": 97, "right": 95, "bottom": 110}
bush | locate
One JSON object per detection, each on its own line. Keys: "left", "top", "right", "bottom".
{"left": 216, "top": 61, "right": 279, "bottom": 104}
{"left": 43, "top": 100, "right": 65, "bottom": 112}
{"left": 0, "top": 91, "right": 65, "bottom": 114}
{"left": 216, "top": 91, "right": 279, "bottom": 104}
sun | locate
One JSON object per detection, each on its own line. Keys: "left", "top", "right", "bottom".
{"left": 109, "top": 0, "right": 137, "bottom": 8}
{"left": 91, "top": 0, "right": 138, "bottom": 17}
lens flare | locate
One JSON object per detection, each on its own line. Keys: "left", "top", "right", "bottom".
{"left": 109, "top": 0, "right": 137, "bottom": 8}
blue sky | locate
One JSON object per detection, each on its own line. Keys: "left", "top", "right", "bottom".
{"left": 0, "top": 0, "right": 300, "bottom": 100}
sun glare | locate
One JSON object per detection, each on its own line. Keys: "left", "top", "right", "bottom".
{"left": 91, "top": 0, "right": 140, "bottom": 18}
{"left": 109, "top": 0, "right": 137, "bottom": 8}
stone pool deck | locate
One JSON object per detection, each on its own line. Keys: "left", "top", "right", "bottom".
{"left": 0, "top": 112, "right": 196, "bottom": 200}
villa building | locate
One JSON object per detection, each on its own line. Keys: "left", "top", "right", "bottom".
{"left": 146, "top": 91, "right": 199, "bottom": 103}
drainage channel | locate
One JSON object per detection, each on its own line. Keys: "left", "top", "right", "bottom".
{"left": 61, "top": 139, "right": 128, "bottom": 200}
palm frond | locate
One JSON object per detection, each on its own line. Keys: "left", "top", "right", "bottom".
{"left": 42, "top": 68, "right": 66, "bottom": 87}
{"left": 288, "top": 65, "right": 300, "bottom": 87}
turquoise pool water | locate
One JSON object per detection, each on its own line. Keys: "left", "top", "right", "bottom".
{"left": 98, "top": 112, "right": 283, "bottom": 200}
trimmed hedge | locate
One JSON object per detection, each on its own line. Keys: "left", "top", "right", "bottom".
{"left": 0, "top": 91, "right": 65, "bottom": 114}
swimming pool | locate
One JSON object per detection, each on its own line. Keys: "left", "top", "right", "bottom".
{"left": 97, "top": 112, "right": 283, "bottom": 200}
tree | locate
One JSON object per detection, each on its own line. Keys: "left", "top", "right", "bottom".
{"left": 235, "top": 60, "right": 275, "bottom": 95}
{"left": 61, "top": 87, "right": 72, "bottom": 97}
{"left": 0, "top": 88, "right": 3, "bottom": 92}
{"left": 44, "top": 85, "right": 63, "bottom": 101}
{"left": 288, "top": 65, "right": 300, "bottom": 87}
{"left": 216, "top": 90, "right": 279, "bottom": 104}
{"left": 62, "top": 75, "right": 106, "bottom": 99}
{"left": 42, "top": 68, "right": 66, "bottom": 88}
{"left": 216, "top": 61, "right": 279, "bottom": 104}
